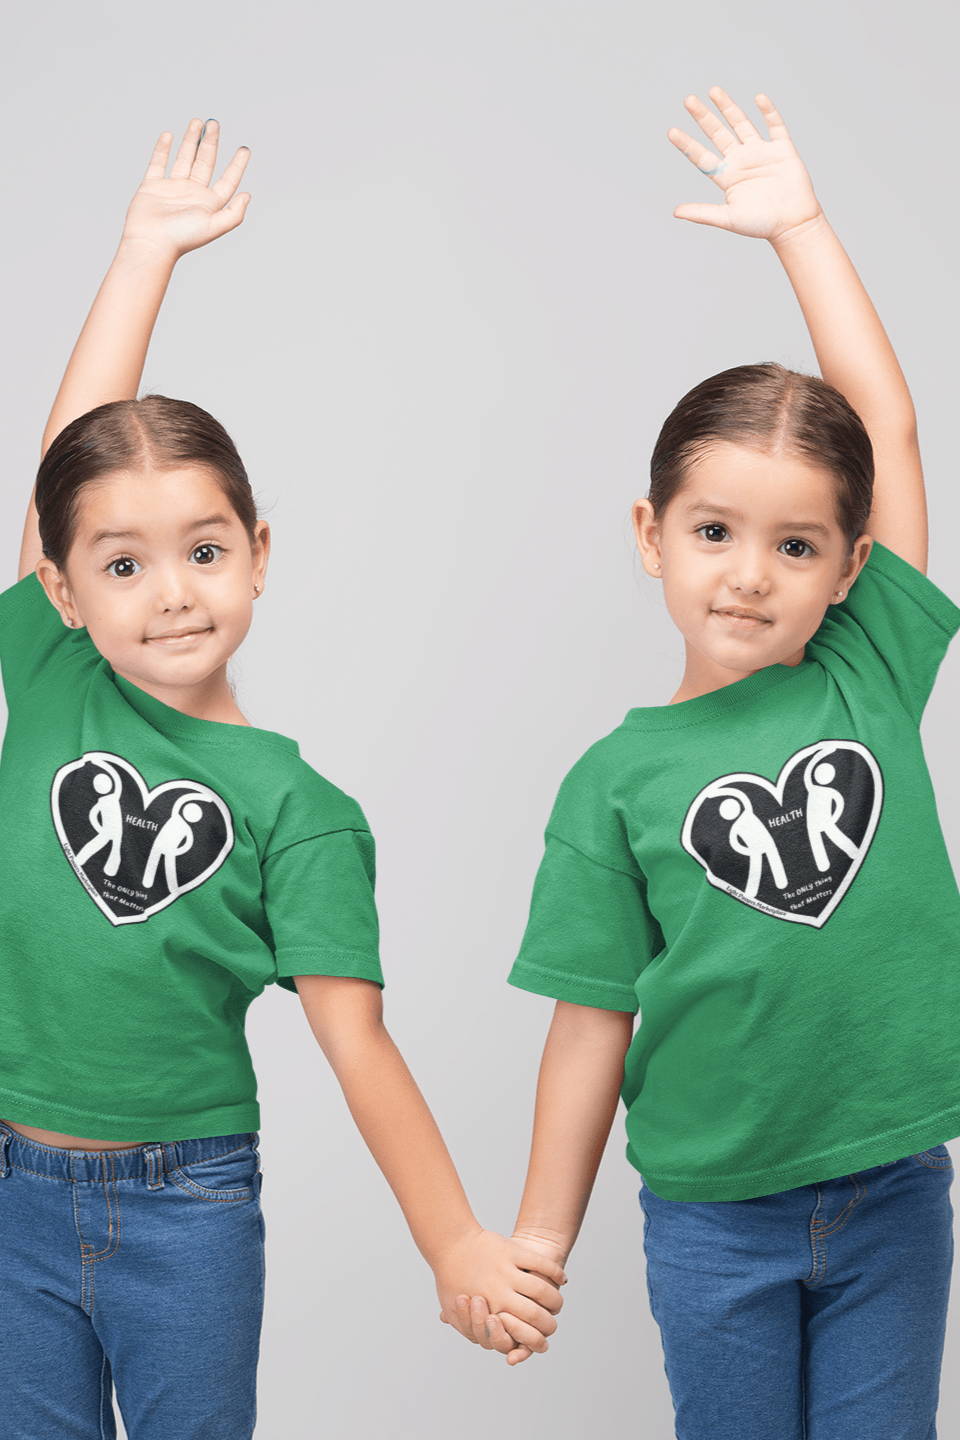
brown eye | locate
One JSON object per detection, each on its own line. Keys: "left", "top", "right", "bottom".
{"left": 780, "top": 538, "right": 812, "bottom": 559}
{"left": 107, "top": 556, "right": 141, "bottom": 578}
{"left": 190, "top": 544, "right": 222, "bottom": 566}
{"left": 699, "top": 524, "right": 728, "bottom": 543}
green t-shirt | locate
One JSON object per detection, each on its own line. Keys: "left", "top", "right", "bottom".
{"left": 0, "top": 574, "right": 384, "bottom": 1141}
{"left": 510, "top": 544, "right": 960, "bottom": 1201}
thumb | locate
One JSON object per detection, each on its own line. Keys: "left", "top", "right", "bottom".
{"left": 673, "top": 203, "right": 732, "bottom": 229}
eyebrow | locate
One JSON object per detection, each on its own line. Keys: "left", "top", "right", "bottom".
{"left": 683, "top": 502, "right": 832, "bottom": 538}
{"left": 88, "top": 515, "right": 234, "bottom": 547}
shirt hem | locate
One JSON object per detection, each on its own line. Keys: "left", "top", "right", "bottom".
{"left": 508, "top": 960, "right": 638, "bottom": 1014}
{"left": 0, "top": 1085, "right": 261, "bottom": 1144}
{"left": 628, "top": 1106, "right": 960, "bottom": 1201}
{"left": 275, "top": 950, "right": 384, "bottom": 985}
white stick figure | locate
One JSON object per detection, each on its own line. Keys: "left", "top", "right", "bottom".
{"left": 718, "top": 791, "right": 788, "bottom": 898}
{"left": 75, "top": 763, "right": 125, "bottom": 876}
{"left": 804, "top": 755, "right": 859, "bottom": 872}
{"left": 143, "top": 795, "right": 206, "bottom": 892}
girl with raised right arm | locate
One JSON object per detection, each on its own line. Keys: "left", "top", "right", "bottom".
{"left": 465, "top": 88, "right": 958, "bottom": 1439}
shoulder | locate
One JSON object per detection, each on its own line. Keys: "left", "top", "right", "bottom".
{"left": 850, "top": 543, "right": 960, "bottom": 633}
{"left": 546, "top": 722, "right": 647, "bottom": 873}
{"left": 807, "top": 542, "right": 959, "bottom": 723}
{"left": 263, "top": 753, "right": 372, "bottom": 855}
{"left": 0, "top": 572, "right": 101, "bottom": 706}
{"left": 552, "top": 721, "right": 648, "bottom": 807}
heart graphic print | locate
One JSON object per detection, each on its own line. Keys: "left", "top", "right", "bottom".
{"left": 51, "top": 751, "right": 234, "bottom": 926}
{"left": 680, "top": 740, "right": 883, "bottom": 928}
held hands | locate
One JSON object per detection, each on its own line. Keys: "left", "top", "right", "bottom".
{"left": 669, "top": 88, "right": 822, "bottom": 246}
{"left": 435, "top": 1227, "right": 566, "bottom": 1366}
{"left": 120, "top": 119, "right": 251, "bottom": 261}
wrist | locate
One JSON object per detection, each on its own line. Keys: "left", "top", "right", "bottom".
{"left": 421, "top": 1214, "right": 485, "bottom": 1274}
{"left": 113, "top": 235, "right": 181, "bottom": 273}
{"left": 512, "top": 1221, "right": 573, "bottom": 1268}
{"left": 769, "top": 208, "right": 832, "bottom": 256}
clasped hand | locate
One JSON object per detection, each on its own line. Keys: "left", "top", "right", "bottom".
{"left": 435, "top": 1228, "right": 566, "bottom": 1366}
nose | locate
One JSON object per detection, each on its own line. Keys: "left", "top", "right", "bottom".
{"left": 152, "top": 563, "right": 194, "bottom": 613}
{"left": 726, "top": 544, "right": 771, "bottom": 596}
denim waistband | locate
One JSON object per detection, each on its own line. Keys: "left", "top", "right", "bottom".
{"left": 0, "top": 1123, "right": 257, "bottom": 1183}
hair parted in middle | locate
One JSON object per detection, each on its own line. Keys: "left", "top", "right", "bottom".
{"left": 35, "top": 395, "right": 258, "bottom": 569}
{"left": 649, "top": 363, "right": 874, "bottom": 543}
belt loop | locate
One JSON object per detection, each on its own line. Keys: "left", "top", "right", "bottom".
{"left": 144, "top": 1144, "right": 165, "bottom": 1190}
{"left": 0, "top": 1130, "right": 10, "bottom": 1178}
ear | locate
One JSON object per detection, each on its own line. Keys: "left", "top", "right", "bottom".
{"left": 35, "top": 558, "right": 82, "bottom": 630}
{"left": 251, "top": 521, "right": 271, "bottom": 597}
{"left": 632, "top": 497, "right": 663, "bottom": 578}
{"left": 832, "top": 534, "right": 873, "bottom": 603}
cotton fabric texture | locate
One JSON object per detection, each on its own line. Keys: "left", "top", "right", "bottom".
{"left": 510, "top": 544, "right": 960, "bottom": 1201}
{"left": 0, "top": 574, "right": 384, "bottom": 1142}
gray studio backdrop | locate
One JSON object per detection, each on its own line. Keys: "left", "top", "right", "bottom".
{"left": 3, "top": 3, "right": 957, "bottom": 1436}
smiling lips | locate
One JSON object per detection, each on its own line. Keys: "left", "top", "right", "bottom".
{"left": 146, "top": 626, "right": 212, "bottom": 644}
{"left": 712, "top": 606, "right": 771, "bottom": 628}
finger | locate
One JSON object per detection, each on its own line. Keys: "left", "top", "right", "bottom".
{"left": 502, "top": 1293, "right": 559, "bottom": 1337}
{"left": 190, "top": 118, "right": 221, "bottom": 187}
{"left": 455, "top": 1294, "right": 498, "bottom": 1350}
{"left": 169, "top": 119, "right": 203, "bottom": 181}
{"left": 707, "top": 86, "right": 761, "bottom": 144}
{"left": 755, "top": 92, "right": 791, "bottom": 144}
{"left": 449, "top": 1297, "right": 479, "bottom": 1344}
{"left": 477, "top": 1307, "right": 523, "bottom": 1356}
{"left": 515, "top": 1254, "right": 568, "bottom": 1289}
{"left": 514, "top": 1271, "right": 565, "bottom": 1315}
{"left": 205, "top": 190, "right": 251, "bottom": 241}
{"left": 496, "top": 1311, "right": 550, "bottom": 1355}
{"left": 673, "top": 202, "right": 734, "bottom": 231}
{"left": 506, "top": 1344, "right": 535, "bottom": 1365}
{"left": 143, "top": 132, "right": 173, "bottom": 183}
{"left": 210, "top": 147, "right": 252, "bottom": 207}
{"left": 682, "top": 93, "right": 738, "bottom": 156}
{"left": 667, "top": 127, "right": 729, "bottom": 183}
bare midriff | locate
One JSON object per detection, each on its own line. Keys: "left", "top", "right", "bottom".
{"left": 1, "top": 1120, "right": 150, "bottom": 1150}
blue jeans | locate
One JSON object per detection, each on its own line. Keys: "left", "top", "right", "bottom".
{"left": 640, "top": 1148, "right": 954, "bottom": 1439}
{"left": 0, "top": 1124, "right": 265, "bottom": 1439}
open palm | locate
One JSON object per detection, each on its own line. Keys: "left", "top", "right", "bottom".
{"left": 669, "top": 88, "right": 821, "bottom": 243}
{"left": 122, "top": 119, "right": 250, "bottom": 258}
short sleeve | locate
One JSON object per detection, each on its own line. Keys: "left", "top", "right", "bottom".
{"left": 809, "top": 543, "right": 960, "bottom": 725}
{"left": 0, "top": 574, "right": 97, "bottom": 707}
{"left": 508, "top": 833, "right": 662, "bottom": 1012}
{"left": 262, "top": 828, "right": 384, "bottom": 993}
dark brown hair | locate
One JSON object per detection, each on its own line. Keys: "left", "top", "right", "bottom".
{"left": 649, "top": 363, "right": 874, "bottom": 542}
{"left": 35, "top": 395, "right": 258, "bottom": 568}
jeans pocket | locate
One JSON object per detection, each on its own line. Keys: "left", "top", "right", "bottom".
{"left": 913, "top": 1144, "right": 953, "bottom": 1171}
{"left": 171, "top": 1142, "right": 261, "bottom": 1202}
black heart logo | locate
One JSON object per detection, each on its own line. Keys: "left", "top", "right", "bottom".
{"left": 680, "top": 740, "right": 883, "bottom": 928}
{"left": 51, "top": 751, "right": 234, "bottom": 926}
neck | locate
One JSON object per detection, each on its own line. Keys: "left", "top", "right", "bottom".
{"left": 670, "top": 642, "right": 805, "bottom": 705}
{"left": 115, "top": 664, "right": 250, "bottom": 726}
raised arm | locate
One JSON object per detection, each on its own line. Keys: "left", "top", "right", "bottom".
{"left": 669, "top": 88, "right": 926, "bottom": 572}
{"left": 19, "top": 120, "right": 250, "bottom": 580}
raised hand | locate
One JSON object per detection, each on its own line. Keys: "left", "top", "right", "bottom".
{"left": 121, "top": 119, "right": 251, "bottom": 259}
{"left": 668, "top": 88, "right": 821, "bottom": 244}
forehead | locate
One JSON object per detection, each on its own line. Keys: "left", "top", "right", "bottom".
{"left": 673, "top": 443, "right": 842, "bottom": 531}
{"left": 74, "top": 466, "right": 240, "bottom": 538}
